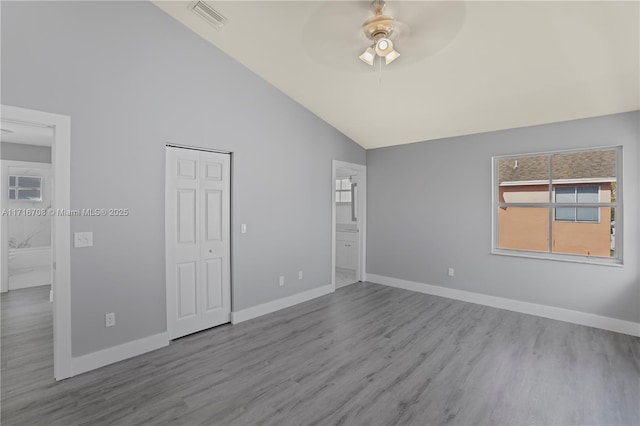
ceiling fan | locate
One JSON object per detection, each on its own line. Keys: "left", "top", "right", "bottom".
{"left": 301, "top": 1, "right": 465, "bottom": 71}
{"left": 359, "top": 0, "right": 401, "bottom": 66}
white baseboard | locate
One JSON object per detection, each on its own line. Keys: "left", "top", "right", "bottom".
{"left": 72, "top": 332, "right": 169, "bottom": 376}
{"left": 367, "top": 274, "right": 640, "bottom": 337}
{"left": 231, "top": 284, "right": 334, "bottom": 324}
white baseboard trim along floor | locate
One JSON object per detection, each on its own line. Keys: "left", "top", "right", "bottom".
{"left": 231, "top": 284, "right": 334, "bottom": 324}
{"left": 367, "top": 274, "right": 640, "bottom": 337}
{"left": 72, "top": 332, "right": 169, "bottom": 376}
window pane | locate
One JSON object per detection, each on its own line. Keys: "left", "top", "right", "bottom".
{"left": 495, "top": 147, "right": 621, "bottom": 262}
{"left": 9, "top": 176, "right": 16, "bottom": 186}
{"left": 335, "top": 179, "right": 341, "bottom": 190}
{"left": 17, "top": 176, "right": 41, "bottom": 188}
{"left": 553, "top": 206, "right": 612, "bottom": 257}
{"left": 555, "top": 186, "right": 575, "bottom": 203}
{"left": 610, "top": 207, "right": 617, "bottom": 258}
{"left": 17, "top": 189, "right": 41, "bottom": 201}
{"left": 335, "top": 192, "right": 340, "bottom": 203}
{"left": 8, "top": 189, "right": 16, "bottom": 200}
{"left": 552, "top": 149, "right": 616, "bottom": 183}
{"left": 498, "top": 155, "right": 549, "bottom": 203}
{"left": 576, "top": 207, "right": 598, "bottom": 222}
{"left": 576, "top": 186, "right": 599, "bottom": 203}
{"left": 341, "top": 179, "right": 351, "bottom": 190}
{"left": 555, "top": 207, "right": 575, "bottom": 221}
{"left": 341, "top": 191, "right": 352, "bottom": 203}
{"left": 498, "top": 206, "right": 549, "bottom": 252}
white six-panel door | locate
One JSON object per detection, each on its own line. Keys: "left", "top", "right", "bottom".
{"left": 166, "top": 146, "right": 231, "bottom": 340}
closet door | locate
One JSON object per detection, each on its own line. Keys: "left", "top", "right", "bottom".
{"left": 166, "top": 147, "right": 230, "bottom": 339}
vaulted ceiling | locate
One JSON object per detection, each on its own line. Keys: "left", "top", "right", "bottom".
{"left": 154, "top": 1, "right": 639, "bottom": 149}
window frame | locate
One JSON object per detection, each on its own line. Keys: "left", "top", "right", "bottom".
{"left": 491, "top": 146, "right": 623, "bottom": 266}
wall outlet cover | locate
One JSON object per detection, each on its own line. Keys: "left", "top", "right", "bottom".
{"left": 105, "top": 312, "right": 115, "bottom": 327}
{"left": 74, "top": 232, "right": 93, "bottom": 248}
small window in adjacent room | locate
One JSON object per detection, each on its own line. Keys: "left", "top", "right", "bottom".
{"left": 492, "top": 147, "right": 621, "bottom": 264}
{"left": 335, "top": 178, "right": 352, "bottom": 203}
{"left": 8, "top": 175, "right": 43, "bottom": 202}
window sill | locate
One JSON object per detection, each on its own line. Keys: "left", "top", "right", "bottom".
{"left": 491, "top": 249, "right": 623, "bottom": 267}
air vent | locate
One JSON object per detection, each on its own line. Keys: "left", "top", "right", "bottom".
{"left": 191, "top": 1, "right": 227, "bottom": 29}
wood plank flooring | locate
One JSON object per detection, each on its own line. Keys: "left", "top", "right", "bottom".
{"left": 2, "top": 283, "right": 639, "bottom": 425}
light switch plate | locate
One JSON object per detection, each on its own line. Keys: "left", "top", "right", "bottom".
{"left": 74, "top": 232, "right": 93, "bottom": 248}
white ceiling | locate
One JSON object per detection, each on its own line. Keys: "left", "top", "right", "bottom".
{"left": 154, "top": 1, "right": 640, "bottom": 149}
{"left": 0, "top": 121, "right": 53, "bottom": 147}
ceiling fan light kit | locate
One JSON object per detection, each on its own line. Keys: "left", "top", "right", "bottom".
{"left": 359, "top": 0, "right": 401, "bottom": 66}
{"left": 359, "top": 46, "right": 377, "bottom": 66}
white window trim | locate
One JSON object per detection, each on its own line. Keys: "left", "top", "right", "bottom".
{"left": 491, "top": 145, "right": 623, "bottom": 266}
{"left": 500, "top": 177, "right": 616, "bottom": 187}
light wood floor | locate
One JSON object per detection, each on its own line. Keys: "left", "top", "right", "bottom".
{"left": 2, "top": 283, "right": 639, "bottom": 425}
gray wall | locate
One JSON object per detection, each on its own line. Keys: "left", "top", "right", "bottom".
{"left": 1, "top": 1, "right": 365, "bottom": 357}
{"left": 367, "top": 111, "right": 639, "bottom": 323}
{"left": 1, "top": 142, "right": 52, "bottom": 163}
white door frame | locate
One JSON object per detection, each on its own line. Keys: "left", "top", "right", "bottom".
{"left": 0, "top": 105, "right": 72, "bottom": 380}
{"left": 331, "top": 160, "right": 367, "bottom": 290}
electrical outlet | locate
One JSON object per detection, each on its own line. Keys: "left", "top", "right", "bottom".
{"left": 448, "top": 267, "right": 455, "bottom": 277}
{"left": 105, "top": 312, "right": 115, "bottom": 327}
{"left": 74, "top": 232, "right": 93, "bottom": 248}
{"left": 298, "top": 271, "right": 303, "bottom": 280}
{"left": 279, "top": 276, "right": 285, "bottom": 286}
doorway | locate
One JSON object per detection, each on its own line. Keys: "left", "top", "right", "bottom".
{"left": 165, "top": 146, "right": 231, "bottom": 340}
{"left": 2, "top": 158, "right": 52, "bottom": 292}
{"left": 0, "top": 105, "right": 72, "bottom": 380}
{"left": 332, "top": 160, "right": 367, "bottom": 290}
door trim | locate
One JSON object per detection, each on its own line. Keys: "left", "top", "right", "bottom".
{"left": 1, "top": 105, "right": 72, "bottom": 380}
{"left": 331, "top": 160, "right": 367, "bottom": 290}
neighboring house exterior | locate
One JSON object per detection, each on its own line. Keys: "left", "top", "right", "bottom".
{"left": 498, "top": 150, "right": 616, "bottom": 257}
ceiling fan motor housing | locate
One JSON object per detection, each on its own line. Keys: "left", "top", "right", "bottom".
{"left": 362, "top": 15, "right": 397, "bottom": 41}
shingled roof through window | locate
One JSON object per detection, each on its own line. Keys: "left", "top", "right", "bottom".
{"left": 498, "top": 150, "right": 616, "bottom": 183}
